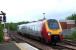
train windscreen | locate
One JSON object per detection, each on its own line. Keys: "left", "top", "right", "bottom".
{"left": 47, "top": 19, "right": 59, "bottom": 29}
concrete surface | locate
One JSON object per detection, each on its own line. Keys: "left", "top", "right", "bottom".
{"left": 0, "top": 42, "right": 38, "bottom": 50}
{"left": 0, "top": 42, "right": 20, "bottom": 50}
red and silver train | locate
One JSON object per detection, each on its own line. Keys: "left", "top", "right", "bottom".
{"left": 17, "top": 19, "right": 64, "bottom": 44}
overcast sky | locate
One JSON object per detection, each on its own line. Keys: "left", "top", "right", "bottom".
{"left": 0, "top": 0, "right": 76, "bottom": 22}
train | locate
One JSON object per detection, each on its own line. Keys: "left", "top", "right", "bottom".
{"left": 17, "top": 19, "right": 64, "bottom": 45}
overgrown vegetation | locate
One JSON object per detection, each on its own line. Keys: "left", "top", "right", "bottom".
{"left": 65, "top": 13, "right": 76, "bottom": 40}
{"left": 65, "top": 29, "right": 76, "bottom": 40}
{"left": 6, "top": 23, "right": 17, "bottom": 31}
{"left": 6, "top": 21, "right": 29, "bottom": 31}
{"left": 67, "top": 13, "right": 76, "bottom": 20}
{"left": 0, "top": 22, "right": 4, "bottom": 42}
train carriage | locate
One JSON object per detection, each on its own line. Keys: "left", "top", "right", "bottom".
{"left": 17, "top": 19, "right": 64, "bottom": 45}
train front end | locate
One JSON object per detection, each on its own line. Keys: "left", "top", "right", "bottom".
{"left": 41, "top": 19, "right": 64, "bottom": 44}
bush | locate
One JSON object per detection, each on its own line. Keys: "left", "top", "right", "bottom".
{"left": 0, "top": 23, "right": 3, "bottom": 42}
{"left": 6, "top": 23, "right": 17, "bottom": 31}
{"left": 71, "top": 31, "right": 76, "bottom": 40}
{"left": 65, "top": 30, "right": 76, "bottom": 40}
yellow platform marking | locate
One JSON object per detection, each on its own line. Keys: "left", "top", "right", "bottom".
{"left": 15, "top": 43, "right": 38, "bottom": 50}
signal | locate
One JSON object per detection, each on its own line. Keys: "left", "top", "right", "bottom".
{"left": 1, "top": 11, "right": 6, "bottom": 22}
{"left": 3, "top": 15, "right": 6, "bottom": 22}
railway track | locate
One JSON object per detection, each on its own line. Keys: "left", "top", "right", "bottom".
{"left": 8, "top": 31, "right": 55, "bottom": 50}
{"left": 63, "top": 39, "right": 76, "bottom": 46}
{"left": 8, "top": 31, "right": 76, "bottom": 50}
{"left": 56, "top": 43, "right": 76, "bottom": 50}
{"left": 55, "top": 39, "right": 76, "bottom": 50}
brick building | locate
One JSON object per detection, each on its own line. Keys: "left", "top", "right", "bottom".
{"left": 60, "top": 20, "right": 76, "bottom": 29}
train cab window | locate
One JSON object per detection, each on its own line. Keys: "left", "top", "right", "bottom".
{"left": 47, "top": 19, "right": 59, "bottom": 29}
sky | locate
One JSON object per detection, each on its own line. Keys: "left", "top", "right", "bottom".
{"left": 0, "top": 0, "right": 76, "bottom": 23}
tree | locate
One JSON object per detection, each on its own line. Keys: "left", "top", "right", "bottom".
{"left": 17, "top": 21, "right": 29, "bottom": 25}
{"left": 6, "top": 21, "right": 30, "bottom": 31}
{"left": 6, "top": 23, "right": 17, "bottom": 31}
{"left": 67, "top": 13, "right": 76, "bottom": 20}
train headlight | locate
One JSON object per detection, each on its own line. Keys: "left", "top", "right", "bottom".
{"left": 48, "top": 32, "right": 51, "bottom": 35}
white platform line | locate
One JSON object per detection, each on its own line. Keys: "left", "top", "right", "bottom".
{"left": 15, "top": 43, "right": 39, "bottom": 50}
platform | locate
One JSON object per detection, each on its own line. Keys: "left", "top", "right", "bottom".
{"left": 0, "top": 42, "right": 38, "bottom": 50}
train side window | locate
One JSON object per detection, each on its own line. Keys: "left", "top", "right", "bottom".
{"left": 32, "top": 25, "right": 34, "bottom": 31}
{"left": 29, "top": 26, "right": 31, "bottom": 29}
{"left": 35, "top": 25, "right": 38, "bottom": 31}
{"left": 33, "top": 25, "right": 35, "bottom": 31}
{"left": 30, "top": 25, "right": 32, "bottom": 30}
{"left": 27, "top": 27, "right": 29, "bottom": 30}
{"left": 21, "top": 26, "right": 25, "bottom": 29}
{"left": 34, "top": 25, "right": 36, "bottom": 31}
{"left": 32, "top": 25, "right": 34, "bottom": 30}
{"left": 26, "top": 26, "right": 28, "bottom": 30}
{"left": 34, "top": 25, "right": 35, "bottom": 31}
{"left": 37, "top": 25, "right": 40, "bottom": 31}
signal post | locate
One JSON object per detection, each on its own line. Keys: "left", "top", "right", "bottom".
{"left": 0, "top": 11, "right": 10, "bottom": 42}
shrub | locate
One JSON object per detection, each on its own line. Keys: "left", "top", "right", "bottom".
{"left": 71, "top": 31, "right": 76, "bottom": 40}
{"left": 6, "top": 23, "right": 17, "bottom": 31}
{"left": 65, "top": 30, "right": 76, "bottom": 40}
{"left": 0, "top": 23, "right": 3, "bottom": 42}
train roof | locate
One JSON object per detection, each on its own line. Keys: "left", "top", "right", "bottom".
{"left": 18, "top": 19, "right": 58, "bottom": 26}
